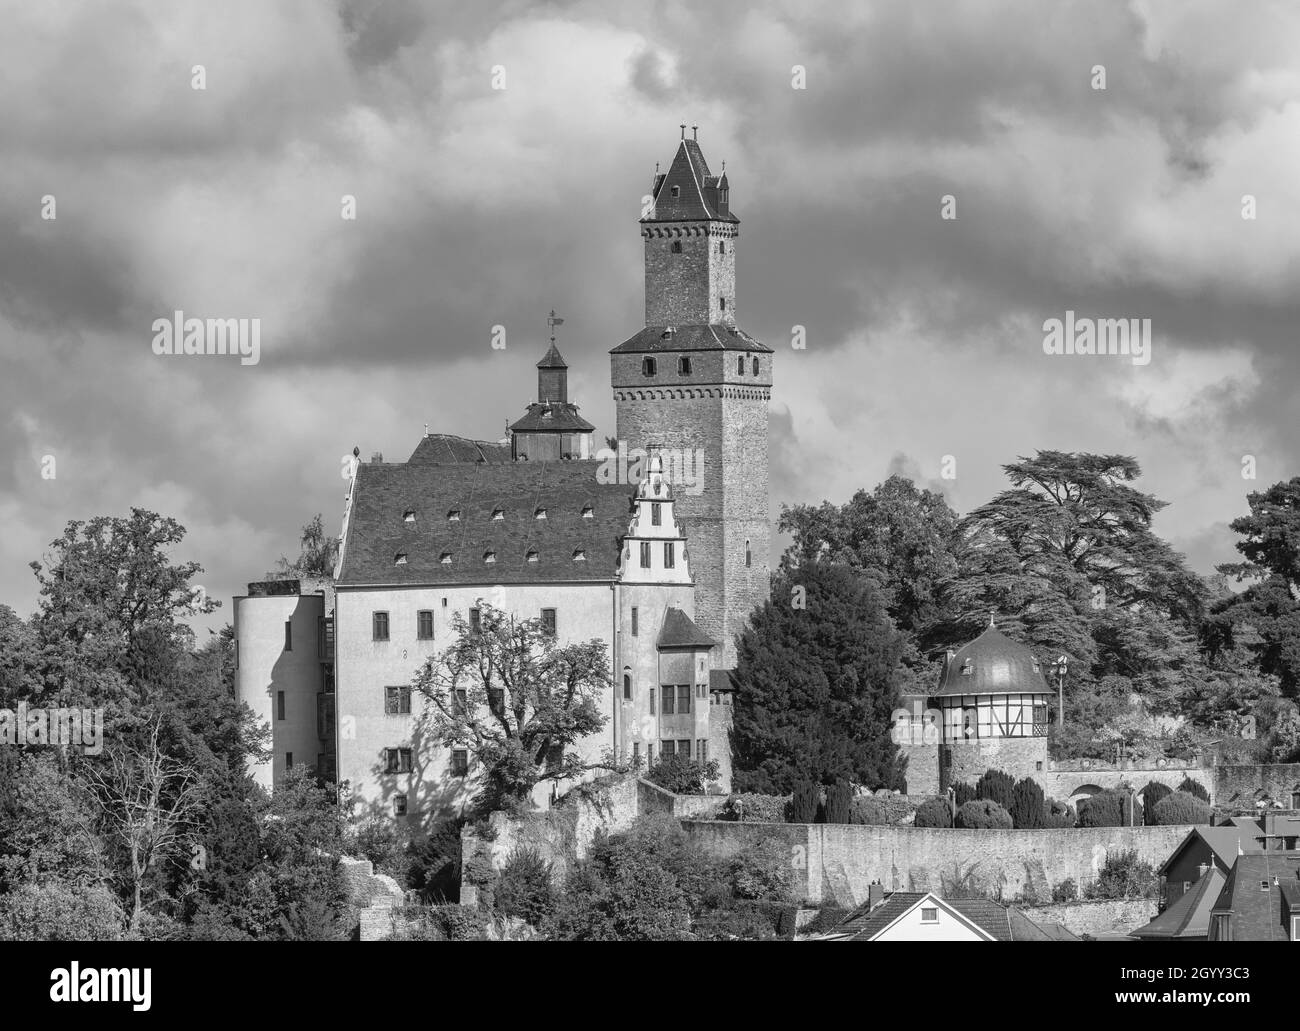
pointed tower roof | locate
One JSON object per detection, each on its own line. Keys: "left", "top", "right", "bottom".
{"left": 537, "top": 342, "right": 567, "bottom": 369}
{"left": 644, "top": 131, "right": 738, "bottom": 224}
{"left": 658, "top": 607, "right": 718, "bottom": 649}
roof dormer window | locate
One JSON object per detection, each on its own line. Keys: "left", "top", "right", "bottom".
{"left": 572, "top": 548, "right": 587, "bottom": 562}
{"left": 670, "top": 185, "right": 680, "bottom": 198}
{"left": 961, "top": 659, "right": 974, "bottom": 676}
{"left": 439, "top": 552, "right": 452, "bottom": 564}
{"left": 535, "top": 507, "right": 547, "bottom": 520}
{"left": 394, "top": 552, "right": 408, "bottom": 565}
{"left": 403, "top": 509, "right": 415, "bottom": 523}
{"left": 447, "top": 509, "right": 460, "bottom": 522}
{"left": 581, "top": 504, "right": 594, "bottom": 519}
{"left": 526, "top": 549, "right": 539, "bottom": 563}
{"left": 491, "top": 508, "right": 504, "bottom": 521}
{"left": 484, "top": 550, "right": 497, "bottom": 564}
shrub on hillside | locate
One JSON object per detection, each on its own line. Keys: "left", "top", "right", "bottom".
{"left": 1083, "top": 849, "right": 1157, "bottom": 900}
{"left": 494, "top": 847, "right": 555, "bottom": 926}
{"left": 913, "top": 797, "right": 954, "bottom": 828}
{"left": 1077, "top": 789, "right": 1140, "bottom": 828}
{"left": 849, "top": 796, "right": 890, "bottom": 825}
{"left": 1052, "top": 878, "right": 1078, "bottom": 903}
{"left": 824, "top": 781, "right": 853, "bottom": 824}
{"left": 1010, "top": 777, "right": 1046, "bottom": 829}
{"left": 974, "top": 769, "right": 1016, "bottom": 811}
{"left": 1176, "top": 776, "right": 1210, "bottom": 803}
{"left": 729, "top": 838, "right": 795, "bottom": 901}
{"left": 1152, "top": 791, "right": 1212, "bottom": 826}
{"left": 790, "top": 780, "right": 820, "bottom": 824}
{"left": 1140, "top": 781, "right": 1172, "bottom": 825}
{"left": 716, "top": 793, "right": 789, "bottom": 824}
{"left": 956, "top": 799, "right": 1013, "bottom": 829}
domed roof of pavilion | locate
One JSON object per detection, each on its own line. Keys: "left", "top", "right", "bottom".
{"left": 934, "top": 620, "right": 1051, "bottom": 698}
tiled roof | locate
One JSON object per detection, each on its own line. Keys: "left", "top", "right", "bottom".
{"left": 537, "top": 343, "right": 567, "bottom": 369}
{"left": 1132, "top": 867, "right": 1225, "bottom": 939}
{"left": 935, "top": 624, "right": 1051, "bottom": 698}
{"left": 1005, "top": 907, "right": 1077, "bottom": 941}
{"left": 657, "top": 608, "right": 716, "bottom": 649}
{"left": 337, "top": 459, "right": 636, "bottom": 586}
{"left": 643, "top": 139, "right": 738, "bottom": 224}
{"left": 836, "top": 893, "right": 926, "bottom": 939}
{"left": 946, "top": 898, "right": 1015, "bottom": 940}
{"left": 507, "top": 402, "right": 595, "bottom": 433}
{"left": 408, "top": 434, "right": 512, "bottom": 465}
{"left": 1211, "top": 852, "right": 1300, "bottom": 941}
{"left": 709, "top": 669, "right": 737, "bottom": 692}
{"left": 611, "top": 324, "right": 773, "bottom": 355}
{"left": 1158, "top": 828, "right": 1246, "bottom": 876}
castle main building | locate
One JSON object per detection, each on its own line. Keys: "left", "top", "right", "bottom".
{"left": 233, "top": 131, "right": 772, "bottom": 818}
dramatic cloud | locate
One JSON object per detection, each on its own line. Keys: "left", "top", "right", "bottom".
{"left": 2, "top": 0, "right": 1298, "bottom": 628}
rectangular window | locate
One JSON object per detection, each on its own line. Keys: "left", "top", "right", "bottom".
{"left": 234, "top": 641, "right": 239, "bottom": 669}
{"left": 662, "top": 739, "right": 675, "bottom": 758}
{"left": 697, "top": 740, "right": 708, "bottom": 764}
{"left": 664, "top": 542, "right": 675, "bottom": 569}
{"left": 393, "top": 796, "right": 408, "bottom": 817}
{"left": 384, "top": 685, "right": 411, "bottom": 715}
{"left": 651, "top": 502, "right": 662, "bottom": 526}
{"left": 678, "top": 738, "right": 690, "bottom": 756}
{"left": 453, "top": 688, "right": 468, "bottom": 716}
{"left": 623, "top": 674, "right": 632, "bottom": 700}
{"left": 286, "top": 752, "right": 293, "bottom": 769}
{"left": 662, "top": 687, "right": 675, "bottom": 715}
{"left": 417, "top": 610, "right": 434, "bottom": 640}
{"left": 488, "top": 688, "right": 504, "bottom": 715}
{"left": 921, "top": 908, "right": 938, "bottom": 923}
{"left": 541, "top": 608, "right": 557, "bottom": 637}
{"left": 633, "top": 742, "right": 641, "bottom": 767}
{"left": 631, "top": 606, "right": 638, "bottom": 636}
{"left": 284, "top": 620, "right": 293, "bottom": 651}
{"left": 451, "top": 749, "right": 468, "bottom": 777}
{"left": 648, "top": 687, "right": 655, "bottom": 714}
{"left": 385, "top": 748, "right": 412, "bottom": 774}
{"left": 469, "top": 607, "right": 481, "bottom": 634}
{"left": 640, "top": 541, "right": 652, "bottom": 568}
{"left": 276, "top": 690, "right": 285, "bottom": 721}
{"left": 373, "top": 611, "right": 389, "bottom": 641}
{"left": 677, "top": 684, "right": 690, "bottom": 714}
{"left": 647, "top": 744, "right": 655, "bottom": 766}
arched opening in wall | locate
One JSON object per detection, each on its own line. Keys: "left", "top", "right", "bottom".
{"left": 745, "top": 539, "right": 752, "bottom": 567}
{"left": 623, "top": 670, "right": 632, "bottom": 700}
{"left": 1070, "top": 784, "right": 1104, "bottom": 811}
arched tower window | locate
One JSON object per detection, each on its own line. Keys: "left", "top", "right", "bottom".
{"left": 623, "top": 673, "right": 632, "bottom": 700}
{"left": 671, "top": 240, "right": 682, "bottom": 253}
{"left": 752, "top": 357, "right": 759, "bottom": 376}
{"left": 745, "top": 540, "right": 752, "bottom": 567}
{"left": 736, "top": 355, "right": 744, "bottom": 375}
{"left": 720, "top": 296, "right": 726, "bottom": 312}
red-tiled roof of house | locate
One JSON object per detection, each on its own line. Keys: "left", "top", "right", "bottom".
{"left": 611, "top": 324, "right": 772, "bottom": 355}
{"left": 337, "top": 459, "right": 635, "bottom": 586}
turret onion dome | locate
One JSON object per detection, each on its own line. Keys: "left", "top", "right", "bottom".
{"left": 934, "top": 622, "right": 1050, "bottom": 697}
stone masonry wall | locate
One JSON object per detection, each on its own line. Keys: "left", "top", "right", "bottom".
{"left": 1214, "top": 764, "right": 1300, "bottom": 807}
{"left": 681, "top": 821, "right": 1191, "bottom": 907}
{"left": 1025, "top": 898, "right": 1157, "bottom": 937}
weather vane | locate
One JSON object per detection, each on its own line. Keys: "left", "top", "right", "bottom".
{"left": 547, "top": 308, "right": 564, "bottom": 345}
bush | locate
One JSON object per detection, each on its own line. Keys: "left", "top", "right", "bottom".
{"left": 1043, "top": 798, "right": 1075, "bottom": 828}
{"left": 1084, "top": 849, "right": 1157, "bottom": 900}
{"left": 955, "top": 799, "right": 1013, "bottom": 829}
{"left": 348, "top": 814, "right": 406, "bottom": 879}
{"left": 716, "top": 793, "right": 789, "bottom": 824}
{"left": 824, "top": 781, "right": 853, "bottom": 824}
{"left": 912, "top": 797, "right": 953, "bottom": 828}
{"left": 0, "top": 882, "right": 123, "bottom": 941}
{"left": 1152, "top": 791, "right": 1213, "bottom": 826}
{"left": 406, "top": 818, "right": 464, "bottom": 902}
{"left": 1052, "top": 878, "right": 1077, "bottom": 903}
{"left": 494, "top": 847, "right": 555, "bottom": 925}
{"left": 953, "top": 782, "right": 978, "bottom": 807}
{"left": 1077, "top": 790, "right": 1136, "bottom": 828}
{"left": 1010, "top": 777, "right": 1046, "bottom": 829}
{"left": 729, "top": 838, "right": 794, "bottom": 901}
{"left": 798, "top": 905, "right": 851, "bottom": 936}
{"left": 849, "top": 796, "right": 890, "bottom": 825}
{"left": 1140, "top": 781, "right": 1172, "bottom": 825}
{"left": 790, "top": 780, "right": 819, "bottom": 824}
{"left": 647, "top": 754, "right": 720, "bottom": 795}
{"left": 1176, "top": 776, "right": 1210, "bottom": 803}
{"left": 974, "top": 769, "right": 1016, "bottom": 811}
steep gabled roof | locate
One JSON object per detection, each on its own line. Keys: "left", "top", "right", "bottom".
{"left": 1157, "top": 827, "right": 1247, "bottom": 876}
{"left": 643, "top": 138, "right": 739, "bottom": 224}
{"left": 657, "top": 608, "right": 716, "bottom": 649}
{"left": 1131, "top": 866, "right": 1225, "bottom": 939}
{"left": 337, "top": 459, "right": 635, "bottom": 586}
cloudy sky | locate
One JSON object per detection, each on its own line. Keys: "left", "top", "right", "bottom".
{"left": 2, "top": 0, "right": 1298, "bottom": 634}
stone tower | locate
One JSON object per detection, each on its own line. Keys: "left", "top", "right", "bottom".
{"left": 610, "top": 127, "right": 772, "bottom": 670}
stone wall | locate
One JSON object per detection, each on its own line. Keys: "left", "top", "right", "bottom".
{"left": 1214, "top": 764, "right": 1300, "bottom": 808}
{"left": 1025, "top": 898, "right": 1156, "bottom": 938}
{"left": 942, "top": 738, "right": 1048, "bottom": 789}
{"left": 681, "top": 821, "right": 1192, "bottom": 907}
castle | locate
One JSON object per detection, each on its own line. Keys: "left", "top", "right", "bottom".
{"left": 233, "top": 129, "right": 772, "bottom": 818}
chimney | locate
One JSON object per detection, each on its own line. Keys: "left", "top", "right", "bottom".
{"left": 370, "top": 451, "right": 383, "bottom": 464}
{"left": 868, "top": 880, "right": 885, "bottom": 911}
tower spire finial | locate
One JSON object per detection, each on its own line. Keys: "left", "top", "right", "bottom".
{"left": 989, "top": 609, "right": 997, "bottom": 627}
{"left": 692, "top": 124, "right": 698, "bottom": 140}
{"left": 680, "top": 123, "right": 686, "bottom": 139}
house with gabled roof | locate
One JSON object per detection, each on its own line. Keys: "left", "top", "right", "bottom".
{"left": 1207, "top": 851, "right": 1300, "bottom": 941}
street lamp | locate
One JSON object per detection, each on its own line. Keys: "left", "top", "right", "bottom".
{"left": 1054, "top": 656, "right": 1069, "bottom": 729}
